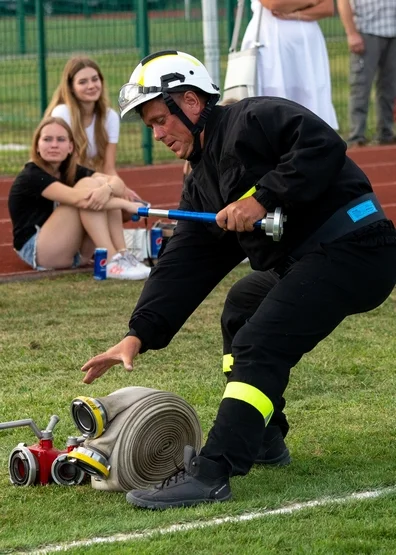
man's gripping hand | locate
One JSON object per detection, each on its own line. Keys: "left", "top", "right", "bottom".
{"left": 216, "top": 197, "right": 266, "bottom": 232}
{"left": 81, "top": 336, "right": 142, "bottom": 384}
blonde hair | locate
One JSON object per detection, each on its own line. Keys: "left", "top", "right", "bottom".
{"left": 45, "top": 56, "right": 110, "bottom": 171}
{"left": 31, "top": 116, "right": 78, "bottom": 187}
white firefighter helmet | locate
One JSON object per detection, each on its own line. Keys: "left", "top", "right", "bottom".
{"left": 118, "top": 50, "right": 220, "bottom": 121}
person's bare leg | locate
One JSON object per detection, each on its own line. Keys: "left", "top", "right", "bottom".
{"left": 78, "top": 210, "right": 118, "bottom": 259}
{"left": 80, "top": 234, "right": 95, "bottom": 265}
{"left": 107, "top": 208, "right": 127, "bottom": 252}
{"left": 36, "top": 205, "right": 85, "bottom": 268}
{"left": 73, "top": 178, "right": 124, "bottom": 259}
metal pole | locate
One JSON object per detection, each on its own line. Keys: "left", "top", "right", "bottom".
{"left": 83, "top": 0, "right": 91, "bottom": 18}
{"left": 36, "top": 0, "right": 47, "bottom": 115}
{"left": 185, "top": 0, "right": 191, "bottom": 20}
{"left": 17, "top": 0, "right": 26, "bottom": 55}
{"left": 137, "top": 0, "right": 152, "bottom": 165}
{"left": 225, "top": 0, "right": 235, "bottom": 49}
{"left": 201, "top": 0, "right": 220, "bottom": 89}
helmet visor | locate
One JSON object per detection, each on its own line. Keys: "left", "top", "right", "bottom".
{"left": 118, "top": 83, "right": 163, "bottom": 114}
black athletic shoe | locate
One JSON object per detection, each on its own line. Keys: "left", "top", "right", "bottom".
{"left": 126, "top": 446, "right": 232, "bottom": 510}
{"left": 255, "top": 426, "right": 291, "bottom": 466}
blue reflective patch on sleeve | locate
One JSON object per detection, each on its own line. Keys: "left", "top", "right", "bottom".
{"left": 347, "top": 200, "right": 378, "bottom": 223}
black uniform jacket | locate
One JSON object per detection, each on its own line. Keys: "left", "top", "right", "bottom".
{"left": 128, "top": 97, "right": 373, "bottom": 351}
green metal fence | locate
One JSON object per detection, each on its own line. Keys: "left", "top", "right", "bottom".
{"left": 0, "top": 0, "right": 373, "bottom": 176}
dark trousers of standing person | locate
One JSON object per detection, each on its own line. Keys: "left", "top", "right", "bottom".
{"left": 349, "top": 34, "right": 396, "bottom": 144}
{"left": 200, "top": 223, "right": 396, "bottom": 476}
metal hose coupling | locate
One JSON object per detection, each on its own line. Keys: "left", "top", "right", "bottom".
{"left": 260, "top": 207, "right": 287, "bottom": 242}
{"left": 65, "top": 446, "right": 110, "bottom": 480}
{"left": 71, "top": 396, "right": 108, "bottom": 439}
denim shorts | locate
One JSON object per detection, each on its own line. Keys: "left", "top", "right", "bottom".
{"left": 16, "top": 226, "right": 81, "bottom": 271}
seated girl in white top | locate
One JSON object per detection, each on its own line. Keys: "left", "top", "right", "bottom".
{"left": 45, "top": 56, "right": 140, "bottom": 206}
{"left": 45, "top": 56, "right": 120, "bottom": 174}
{"left": 8, "top": 116, "right": 150, "bottom": 281}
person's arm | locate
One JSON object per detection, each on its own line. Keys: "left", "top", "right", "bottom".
{"left": 90, "top": 171, "right": 126, "bottom": 198}
{"left": 102, "top": 143, "right": 118, "bottom": 176}
{"left": 336, "top": 0, "right": 365, "bottom": 53}
{"left": 259, "top": 0, "right": 317, "bottom": 13}
{"left": 102, "top": 108, "right": 119, "bottom": 176}
{"left": 273, "top": 0, "right": 334, "bottom": 20}
{"left": 236, "top": 100, "right": 347, "bottom": 212}
{"left": 91, "top": 171, "right": 143, "bottom": 217}
{"left": 82, "top": 335, "right": 141, "bottom": 384}
{"left": 84, "top": 171, "right": 144, "bottom": 210}
{"left": 102, "top": 109, "right": 142, "bottom": 203}
{"left": 81, "top": 206, "right": 246, "bottom": 384}
{"left": 41, "top": 176, "right": 142, "bottom": 214}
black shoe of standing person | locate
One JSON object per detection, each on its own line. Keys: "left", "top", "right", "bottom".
{"left": 346, "top": 137, "right": 368, "bottom": 148}
{"left": 378, "top": 136, "right": 396, "bottom": 145}
{"left": 255, "top": 425, "right": 291, "bottom": 466}
{"left": 126, "top": 446, "right": 232, "bottom": 510}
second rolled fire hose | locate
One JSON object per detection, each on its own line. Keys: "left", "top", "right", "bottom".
{"left": 68, "top": 387, "right": 202, "bottom": 492}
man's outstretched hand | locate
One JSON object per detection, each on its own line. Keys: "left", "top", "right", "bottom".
{"left": 81, "top": 336, "right": 142, "bottom": 384}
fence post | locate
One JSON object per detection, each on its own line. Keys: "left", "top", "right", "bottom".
{"left": 137, "top": 0, "right": 152, "bottom": 165}
{"left": 83, "top": 0, "right": 91, "bottom": 18}
{"left": 225, "top": 0, "right": 235, "bottom": 49}
{"left": 36, "top": 0, "right": 47, "bottom": 116}
{"left": 17, "top": 0, "right": 26, "bottom": 55}
{"left": 202, "top": 0, "right": 220, "bottom": 88}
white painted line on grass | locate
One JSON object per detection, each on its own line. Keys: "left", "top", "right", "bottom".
{"left": 18, "top": 485, "right": 396, "bottom": 554}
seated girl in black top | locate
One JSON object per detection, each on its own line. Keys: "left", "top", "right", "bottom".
{"left": 8, "top": 116, "right": 150, "bottom": 280}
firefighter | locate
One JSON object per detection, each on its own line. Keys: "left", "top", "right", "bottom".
{"left": 81, "top": 50, "right": 396, "bottom": 510}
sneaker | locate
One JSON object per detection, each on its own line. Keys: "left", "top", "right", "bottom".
{"left": 126, "top": 446, "right": 232, "bottom": 510}
{"left": 107, "top": 252, "right": 151, "bottom": 281}
{"left": 255, "top": 426, "right": 291, "bottom": 466}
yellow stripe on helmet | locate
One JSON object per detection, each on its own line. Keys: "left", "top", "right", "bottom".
{"left": 138, "top": 51, "right": 200, "bottom": 86}
{"left": 223, "top": 381, "right": 274, "bottom": 425}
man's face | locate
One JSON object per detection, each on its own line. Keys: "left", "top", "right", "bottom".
{"left": 141, "top": 96, "right": 195, "bottom": 160}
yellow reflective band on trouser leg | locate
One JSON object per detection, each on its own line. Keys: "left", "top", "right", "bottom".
{"left": 223, "top": 354, "right": 234, "bottom": 374}
{"left": 222, "top": 382, "right": 274, "bottom": 425}
{"left": 238, "top": 185, "right": 257, "bottom": 200}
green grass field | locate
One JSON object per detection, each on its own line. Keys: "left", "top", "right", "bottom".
{"left": 0, "top": 11, "right": 380, "bottom": 176}
{"left": 1, "top": 265, "right": 395, "bottom": 554}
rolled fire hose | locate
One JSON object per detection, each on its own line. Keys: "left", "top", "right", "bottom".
{"left": 68, "top": 387, "right": 202, "bottom": 492}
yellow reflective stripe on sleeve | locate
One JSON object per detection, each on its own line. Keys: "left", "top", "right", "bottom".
{"left": 223, "top": 354, "right": 234, "bottom": 374}
{"left": 238, "top": 185, "right": 257, "bottom": 200}
{"left": 223, "top": 381, "right": 274, "bottom": 424}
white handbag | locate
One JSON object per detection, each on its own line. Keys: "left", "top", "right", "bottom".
{"left": 223, "top": 0, "right": 264, "bottom": 102}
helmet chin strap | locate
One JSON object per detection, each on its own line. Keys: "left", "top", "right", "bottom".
{"left": 162, "top": 92, "right": 218, "bottom": 163}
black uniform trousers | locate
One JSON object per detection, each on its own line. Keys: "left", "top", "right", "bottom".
{"left": 200, "top": 223, "right": 396, "bottom": 476}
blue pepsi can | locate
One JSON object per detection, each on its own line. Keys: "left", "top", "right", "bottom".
{"left": 94, "top": 248, "right": 107, "bottom": 280}
{"left": 150, "top": 227, "right": 163, "bottom": 259}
